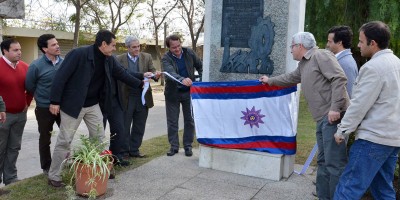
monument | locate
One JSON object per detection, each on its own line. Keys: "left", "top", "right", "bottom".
{"left": 0, "top": 0, "right": 25, "bottom": 44}
{"left": 199, "top": 0, "right": 306, "bottom": 181}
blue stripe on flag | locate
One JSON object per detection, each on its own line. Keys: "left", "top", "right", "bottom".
{"left": 191, "top": 86, "right": 296, "bottom": 99}
{"left": 198, "top": 135, "right": 296, "bottom": 144}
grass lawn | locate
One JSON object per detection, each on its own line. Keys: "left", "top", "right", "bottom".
{"left": 0, "top": 94, "right": 316, "bottom": 200}
{"left": 295, "top": 93, "right": 317, "bottom": 166}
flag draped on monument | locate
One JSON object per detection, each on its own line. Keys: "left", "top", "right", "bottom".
{"left": 191, "top": 80, "right": 298, "bottom": 155}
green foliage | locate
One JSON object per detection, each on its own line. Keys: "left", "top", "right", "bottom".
{"left": 306, "top": 0, "right": 400, "bottom": 58}
{"left": 296, "top": 93, "right": 317, "bottom": 165}
{"left": 63, "top": 134, "right": 112, "bottom": 199}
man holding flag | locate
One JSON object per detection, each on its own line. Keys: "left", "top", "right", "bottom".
{"left": 259, "top": 32, "right": 349, "bottom": 200}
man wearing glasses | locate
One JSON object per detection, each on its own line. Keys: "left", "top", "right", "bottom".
{"left": 260, "top": 32, "right": 349, "bottom": 200}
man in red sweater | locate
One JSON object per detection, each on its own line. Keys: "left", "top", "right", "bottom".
{"left": 0, "top": 38, "right": 32, "bottom": 186}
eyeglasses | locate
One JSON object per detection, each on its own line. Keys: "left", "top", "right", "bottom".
{"left": 290, "top": 44, "right": 300, "bottom": 49}
{"left": 129, "top": 45, "right": 140, "bottom": 49}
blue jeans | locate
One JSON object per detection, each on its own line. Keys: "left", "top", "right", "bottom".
{"left": 334, "top": 139, "right": 400, "bottom": 200}
{"left": 316, "top": 115, "right": 347, "bottom": 200}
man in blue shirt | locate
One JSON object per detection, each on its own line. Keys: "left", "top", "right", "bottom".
{"left": 326, "top": 25, "right": 358, "bottom": 98}
{"left": 25, "top": 34, "right": 63, "bottom": 176}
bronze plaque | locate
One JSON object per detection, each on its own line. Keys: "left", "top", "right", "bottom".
{"left": 221, "top": 0, "right": 264, "bottom": 48}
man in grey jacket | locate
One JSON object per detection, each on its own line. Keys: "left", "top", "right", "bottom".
{"left": 25, "top": 34, "right": 63, "bottom": 175}
{"left": 334, "top": 21, "right": 400, "bottom": 200}
{"left": 259, "top": 32, "right": 349, "bottom": 200}
{"left": 326, "top": 25, "right": 358, "bottom": 98}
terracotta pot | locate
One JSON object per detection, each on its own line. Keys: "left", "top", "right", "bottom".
{"left": 74, "top": 160, "right": 113, "bottom": 197}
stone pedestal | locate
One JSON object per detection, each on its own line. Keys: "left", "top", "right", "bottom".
{"left": 199, "top": 0, "right": 306, "bottom": 181}
{"left": 199, "top": 145, "right": 295, "bottom": 181}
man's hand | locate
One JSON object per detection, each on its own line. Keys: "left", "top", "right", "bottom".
{"left": 182, "top": 78, "right": 193, "bottom": 86}
{"left": 154, "top": 71, "right": 162, "bottom": 79}
{"left": 328, "top": 110, "right": 340, "bottom": 124}
{"left": 143, "top": 72, "right": 153, "bottom": 78}
{"left": 0, "top": 112, "right": 6, "bottom": 123}
{"left": 334, "top": 133, "right": 345, "bottom": 144}
{"left": 259, "top": 75, "right": 269, "bottom": 84}
{"left": 49, "top": 104, "right": 60, "bottom": 115}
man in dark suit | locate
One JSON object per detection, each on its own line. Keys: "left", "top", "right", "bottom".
{"left": 162, "top": 34, "right": 202, "bottom": 157}
{"left": 116, "top": 36, "right": 161, "bottom": 158}
{"left": 47, "top": 30, "right": 145, "bottom": 187}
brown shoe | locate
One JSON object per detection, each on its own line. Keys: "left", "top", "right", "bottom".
{"left": 48, "top": 179, "right": 65, "bottom": 188}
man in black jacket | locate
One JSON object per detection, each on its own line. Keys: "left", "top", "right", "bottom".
{"left": 47, "top": 30, "right": 145, "bottom": 187}
{"left": 162, "top": 34, "right": 202, "bottom": 157}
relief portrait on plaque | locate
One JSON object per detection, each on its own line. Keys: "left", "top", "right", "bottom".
{"left": 220, "top": 16, "right": 275, "bottom": 74}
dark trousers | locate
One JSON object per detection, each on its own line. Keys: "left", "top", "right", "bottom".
{"left": 316, "top": 115, "right": 347, "bottom": 200}
{"left": 34, "top": 107, "right": 60, "bottom": 171}
{"left": 165, "top": 90, "right": 194, "bottom": 150}
{"left": 124, "top": 94, "right": 149, "bottom": 154}
{"left": 0, "top": 111, "right": 27, "bottom": 184}
{"left": 104, "top": 101, "right": 126, "bottom": 157}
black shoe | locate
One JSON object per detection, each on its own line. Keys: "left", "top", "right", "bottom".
{"left": 5, "top": 178, "right": 20, "bottom": 186}
{"left": 184, "top": 147, "right": 193, "bottom": 157}
{"left": 114, "top": 156, "right": 131, "bottom": 167}
{"left": 48, "top": 179, "right": 65, "bottom": 188}
{"left": 129, "top": 152, "right": 146, "bottom": 158}
{"left": 167, "top": 148, "right": 179, "bottom": 156}
{"left": 312, "top": 191, "right": 318, "bottom": 197}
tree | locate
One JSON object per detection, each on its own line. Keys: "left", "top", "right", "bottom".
{"left": 54, "top": 0, "right": 90, "bottom": 47}
{"left": 83, "top": 0, "right": 143, "bottom": 35}
{"left": 305, "top": 0, "right": 400, "bottom": 62}
{"left": 177, "top": 0, "right": 205, "bottom": 52}
{"left": 147, "top": 0, "right": 179, "bottom": 60}
{"left": 69, "top": 0, "right": 90, "bottom": 47}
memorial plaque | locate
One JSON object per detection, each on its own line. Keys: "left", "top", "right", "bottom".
{"left": 221, "top": 0, "right": 264, "bottom": 48}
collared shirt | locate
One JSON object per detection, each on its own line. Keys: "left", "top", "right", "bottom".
{"left": 128, "top": 53, "right": 138, "bottom": 63}
{"left": 171, "top": 50, "right": 183, "bottom": 59}
{"left": 2, "top": 56, "right": 18, "bottom": 69}
{"left": 335, "top": 49, "right": 345, "bottom": 58}
{"left": 45, "top": 55, "right": 61, "bottom": 66}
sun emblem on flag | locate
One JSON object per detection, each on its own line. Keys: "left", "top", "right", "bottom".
{"left": 240, "top": 106, "right": 265, "bottom": 128}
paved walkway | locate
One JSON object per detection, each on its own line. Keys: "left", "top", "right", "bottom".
{"left": 3, "top": 88, "right": 317, "bottom": 199}
{"left": 105, "top": 150, "right": 316, "bottom": 200}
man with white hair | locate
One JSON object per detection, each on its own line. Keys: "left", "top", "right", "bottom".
{"left": 259, "top": 32, "right": 349, "bottom": 200}
{"left": 116, "top": 36, "right": 160, "bottom": 158}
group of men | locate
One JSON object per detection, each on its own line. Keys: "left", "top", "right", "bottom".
{"left": 260, "top": 21, "right": 400, "bottom": 199}
{"left": 0, "top": 30, "right": 202, "bottom": 188}
{"left": 0, "top": 20, "right": 398, "bottom": 199}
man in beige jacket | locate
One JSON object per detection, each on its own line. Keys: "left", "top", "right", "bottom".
{"left": 259, "top": 32, "right": 349, "bottom": 200}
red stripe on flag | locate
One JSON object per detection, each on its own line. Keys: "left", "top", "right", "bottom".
{"left": 191, "top": 84, "right": 292, "bottom": 94}
{"left": 205, "top": 141, "right": 296, "bottom": 150}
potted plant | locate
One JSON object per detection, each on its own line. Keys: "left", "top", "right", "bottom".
{"left": 63, "top": 135, "right": 114, "bottom": 199}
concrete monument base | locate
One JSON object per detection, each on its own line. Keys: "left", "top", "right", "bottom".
{"left": 198, "top": 145, "right": 294, "bottom": 181}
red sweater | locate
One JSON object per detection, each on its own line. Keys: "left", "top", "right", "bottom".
{"left": 0, "top": 57, "right": 33, "bottom": 113}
